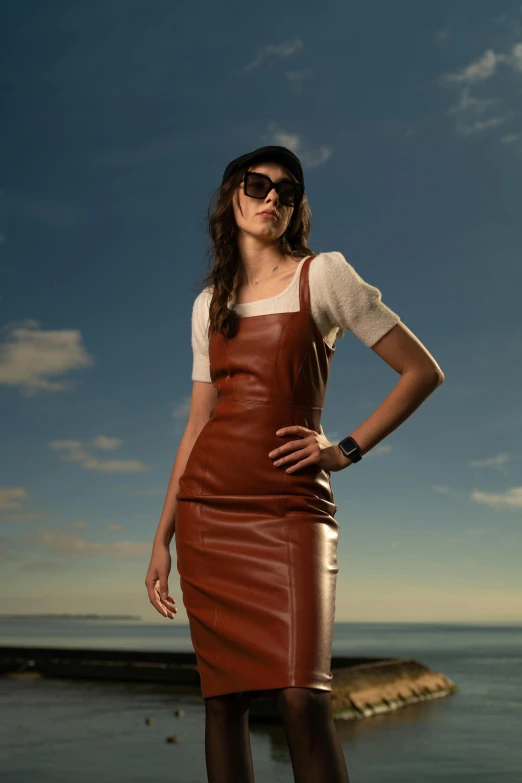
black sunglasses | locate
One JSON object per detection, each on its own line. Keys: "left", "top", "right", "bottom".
{"left": 242, "top": 171, "right": 304, "bottom": 208}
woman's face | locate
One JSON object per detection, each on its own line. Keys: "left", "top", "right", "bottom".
{"left": 232, "top": 162, "right": 295, "bottom": 243}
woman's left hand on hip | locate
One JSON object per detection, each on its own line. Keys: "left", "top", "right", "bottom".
{"left": 268, "top": 425, "right": 351, "bottom": 473}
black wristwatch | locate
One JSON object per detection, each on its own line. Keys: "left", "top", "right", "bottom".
{"left": 338, "top": 436, "right": 363, "bottom": 463}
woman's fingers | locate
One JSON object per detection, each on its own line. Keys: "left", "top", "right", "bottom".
{"left": 146, "top": 583, "right": 170, "bottom": 617}
{"left": 145, "top": 575, "right": 176, "bottom": 618}
{"left": 157, "top": 577, "right": 177, "bottom": 610}
{"left": 145, "top": 547, "right": 177, "bottom": 619}
{"left": 285, "top": 455, "right": 316, "bottom": 473}
{"left": 272, "top": 446, "right": 311, "bottom": 466}
{"left": 270, "top": 436, "right": 311, "bottom": 457}
{"left": 154, "top": 582, "right": 177, "bottom": 613}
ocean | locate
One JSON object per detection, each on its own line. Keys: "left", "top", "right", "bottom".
{"left": 0, "top": 620, "right": 520, "bottom": 782}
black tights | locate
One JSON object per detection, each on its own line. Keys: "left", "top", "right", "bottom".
{"left": 204, "top": 686, "right": 350, "bottom": 783}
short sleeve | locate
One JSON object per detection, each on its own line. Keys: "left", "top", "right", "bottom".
{"left": 313, "top": 251, "right": 401, "bottom": 347}
{"left": 191, "top": 288, "right": 213, "bottom": 382}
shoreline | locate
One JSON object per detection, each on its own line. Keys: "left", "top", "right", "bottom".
{"left": 0, "top": 643, "right": 458, "bottom": 722}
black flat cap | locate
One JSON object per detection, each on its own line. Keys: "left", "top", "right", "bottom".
{"left": 221, "top": 145, "right": 305, "bottom": 187}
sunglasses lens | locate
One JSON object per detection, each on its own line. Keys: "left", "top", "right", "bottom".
{"left": 278, "top": 184, "right": 296, "bottom": 206}
{"left": 245, "top": 173, "right": 297, "bottom": 206}
{"left": 245, "top": 174, "right": 269, "bottom": 198}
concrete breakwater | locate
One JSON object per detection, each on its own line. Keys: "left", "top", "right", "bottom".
{"left": 0, "top": 645, "right": 457, "bottom": 722}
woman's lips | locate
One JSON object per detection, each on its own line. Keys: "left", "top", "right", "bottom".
{"left": 258, "top": 212, "right": 277, "bottom": 218}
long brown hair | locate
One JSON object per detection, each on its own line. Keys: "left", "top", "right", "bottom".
{"left": 192, "top": 163, "right": 315, "bottom": 340}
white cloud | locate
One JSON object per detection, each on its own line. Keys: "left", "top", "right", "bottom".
{"left": 0, "top": 320, "right": 94, "bottom": 396}
{"left": 457, "top": 115, "right": 512, "bottom": 135}
{"left": 172, "top": 396, "right": 191, "bottom": 418}
{"left": 1, "top": 512, "right": 50, "bottom": 523}
{"left": 435, "top": 29, "right": 451, "bottom": 43}
{"left": 92, "top": 435, "right": 123, "bottom": 450}
{"left": 441, "top": 49, "right": 501, "bottom": 85}
{"left": 447, "top": 86, "right": 500, "bottom": 115}
{"left": 25, "top": 527, "right": 151, "bottom": 559}
{"left": 262, "top": 122, "right": 333, "bottom": 170}
{"left": 438, "top": 41, "right": 522, "bottom": 141}
{"left": 368, "top": 444, "right": 392, "bottom": 457}
{"left": 243, "top": 38, "right": 303, "bottom": 71}
{"left": 0, "top": 488, "right": 50, "bottom": 525}
{"left": 50, "top": 438, "right": 153, "bottom": 474}
{"left": 301, "top": 146, "right": 332, "bottom": 168}
{"left": 501, "top": 133, "right": 521, "bottom": 143}
{"left": 284, "top": 69, "right": 313, "bottom": 94}
{"left": 471, "top": 486, "right": 522, "bottom": 511}
{"left": 264, "top": 124, "right": 301, "bottom": 153}
{"left": 433, "top": 485, "right": 451, "bottom": 494}
{"left": 510, "top": 42, "right": 522, "bottom": 70}
{"left": 0, "top": 487, "right": 30, "bottom": 511}
{"left": 470, "top": 452, "right": 515, "bottom": 468}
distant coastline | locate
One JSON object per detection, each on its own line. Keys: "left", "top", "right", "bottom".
{"left": 0, "top": 614, "right": 142, "bottom": 621}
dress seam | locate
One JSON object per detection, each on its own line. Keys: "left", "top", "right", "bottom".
{"left": 282, "top": 491, "right": 296, "bottom": 684}
{"left": 200, "top": 419, "right": 218, "bottom": 632}
{"left": 200, "top": 418, "right": 217, "bottom": 496}
{"left": 267, "top": 316, "right": 298, "bottom": 405}
{"left": 219, "top": 401, "right": 324, "bottom": 409}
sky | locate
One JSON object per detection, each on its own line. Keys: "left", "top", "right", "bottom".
{"left": 1, "top": 1, "right": 521, "bottom": 625}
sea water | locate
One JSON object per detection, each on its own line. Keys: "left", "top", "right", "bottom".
{"left": 0, "top": 620, "right": 520, "bottom": 783}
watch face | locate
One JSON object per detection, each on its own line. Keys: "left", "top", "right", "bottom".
{"left": 340, "top": 437, "right": 356, "bottom": 453}
{"left": 340, "top": 437, "right": 361, "bottom": 460}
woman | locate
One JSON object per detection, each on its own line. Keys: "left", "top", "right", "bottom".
{"left": 145, "top": 145, "right": 444, "bottom": 783}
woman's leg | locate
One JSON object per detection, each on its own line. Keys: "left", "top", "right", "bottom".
{"left": 275, "top": 686, "right": 350, "bottom": 783}
{"left": 204, "top": 690, "right": 255, "bottom": 783}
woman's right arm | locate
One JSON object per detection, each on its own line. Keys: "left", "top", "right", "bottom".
{"left": 152, "top": 428, "right": 199, "bottom": 547}
{"left": 145, "top": 381, "right": 218, "bottom": 618}
{"left": 154, "top": 380, "right": 219, "bottom": 548}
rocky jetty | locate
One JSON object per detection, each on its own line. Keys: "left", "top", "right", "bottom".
{"left": 0, "top": 646, "right": 457, "bottom": 722}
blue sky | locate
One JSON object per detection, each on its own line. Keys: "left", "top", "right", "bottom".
{"left": 1, "top": 1, "right": 521, "bottom": 624}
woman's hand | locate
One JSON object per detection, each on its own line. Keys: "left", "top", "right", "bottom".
{"left": 268, "top": 425, "right": 353, "bottom": 474}
{"left": 145, "top": 543, "right": 178, "bottom": 619}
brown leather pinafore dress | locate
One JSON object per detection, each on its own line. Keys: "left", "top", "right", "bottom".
{"left": 175, "top": 254, "right": 339, "bottom": 700}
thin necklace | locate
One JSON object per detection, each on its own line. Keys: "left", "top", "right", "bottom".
{"left": 250, "top": 263, "right": 279, "bottom": 286}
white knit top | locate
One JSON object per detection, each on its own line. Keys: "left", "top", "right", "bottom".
{"left": 191, "top": 251, "right": 401, "bottom": 383}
